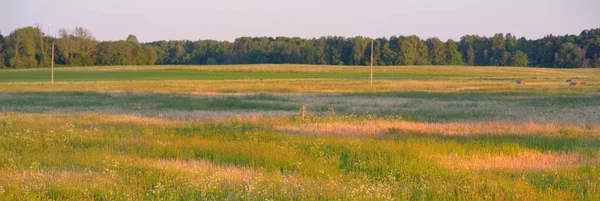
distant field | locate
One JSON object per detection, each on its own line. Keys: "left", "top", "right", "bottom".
{"left": 1, "top": 65, "right": 599, "bottom": 200}
{"left": 1, "top": 64, "right": 598, "bottom": 82}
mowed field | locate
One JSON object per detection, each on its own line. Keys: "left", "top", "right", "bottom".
{"left": 0, "top": 65, "right": 599, "bottom": 200}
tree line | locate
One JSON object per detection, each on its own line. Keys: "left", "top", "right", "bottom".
{"left": 1, "top": 26, "right": 599, "bottom": 68}
{"left": 0, "top": 26, "right": 156, "bottom": 68}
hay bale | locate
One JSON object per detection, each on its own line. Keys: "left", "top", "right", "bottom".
{"left": 516, "top": 80, "right": 526, "bottom": 84}
{"left": 570, "top": 82, "right": 581, "bottom": 87}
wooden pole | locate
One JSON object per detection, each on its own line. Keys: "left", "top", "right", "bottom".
{"left": 301, "top": 105, "right": 306, "bottom": 120}
{"left": 370, "top": 39, "right": 374, "bottom": 85}
{"left": 51, "top": 42, "right": 54, "bottom": 84}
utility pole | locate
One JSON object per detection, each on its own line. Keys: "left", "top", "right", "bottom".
{"left": 51, "top": 42, "right": 54, "bottom": 84}
{"left": 370, "top": 39, "right": 374, "bottom": 85}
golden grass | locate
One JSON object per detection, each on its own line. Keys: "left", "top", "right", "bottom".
{"left": 439, "top": 151, "right": 594, "bottom": 171}
{"left": 1, "top": 79, "right": 598, "bottom": 95}
{"left": 277, "top": 120, "right": 600, "bottom": 137}
{"left": 127, "top": 156, "right": 395, "bottom": 199}
{"left": 0, "top": 112, "right": 182, "bottom": 127}
{"left": 0, "top": 111, "right": 598, "bottom": 199}
{"left": 0, "top": 169, "right": 112, "bottom": 189}
{"left": 141, "top": 158, "right": 263, "bottom": 185}
{"left": 102, "top": 114, "right": 180, "bottom": 125}
{"left": 4, "top": 112, "right": 598, "bottom": 137}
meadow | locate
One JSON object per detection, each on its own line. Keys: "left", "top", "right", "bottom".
{"left": 0, "top": 65, "right": 599, "bottom": 200}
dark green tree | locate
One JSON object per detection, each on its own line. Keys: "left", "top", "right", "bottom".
{"left": 415, "top": 39, "right": 430, "bottom": 65}
{"left": 1, "top": 26, "right": 600, "bottom": 68}
{"left": 127, "top": 34, "right": 139, "bottom": 43}
{"left": 0, "top": 32, "right": 5, "bottom": 68}
{"left": 490, "top": 33, "right": 507, "bottom": 65}
{"left": 380, "top": 40, "right": 395, "bottom": 65}
{"left": 371, "top": 39, "right": 382, "bottom": 66}
{"left": 55, "top": 27, "right": 97, "bottom": 66}
{"left": 511, "top": 50, "right": 529, "bottom": 66}
{"left": 445, "top": 40, "right": 463, "bottom": 65}
{"left": 7, "top": 27, "right": 42, "bottom": 68}
{"left": 555, "top": 42, "right": 586, "bottom": 68}
{"left": 427, "top": 38, "right": 446, "bottom": 65}
{"left": 505, "top": 33, "right": 517, "bottom": 52}
{"left": 593, "top": 58, "right": 600, "bottom": 68}
{"left": 351, "top": 36, "right": 368, "bottom": 65}
{"left": 398, "top": 36, "right": 419, "bottom": 65}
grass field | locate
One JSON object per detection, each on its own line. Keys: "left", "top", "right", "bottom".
{"left": 1, "top": 65, "right": 599, "bottom": 200}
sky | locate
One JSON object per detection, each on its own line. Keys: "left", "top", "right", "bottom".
{"left": 2, "top": 0, "right": 599, "bottom": 42}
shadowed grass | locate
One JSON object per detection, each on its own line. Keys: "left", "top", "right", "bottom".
{"left": 2, "top": 91, "right": 599, "bottom": 124}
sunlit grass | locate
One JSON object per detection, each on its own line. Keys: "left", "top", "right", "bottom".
{"left": 0, "top": 113, "right": 599, "bottom": 200}
{"left": 1, "top": 65, "right": 599, "bottom": 200}
{"left": 0, "top": 79, "right": 598, "bottom": 95}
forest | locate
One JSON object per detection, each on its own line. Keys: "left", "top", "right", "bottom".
{"left": 0, "top": 26, "right": 599, "bottom": 68}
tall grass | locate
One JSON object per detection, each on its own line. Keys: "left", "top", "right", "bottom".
{"left": 0, "top": 113, "right": 598, "bottom": 200}
{"left": 1, "top": 65, "right": 598, "bottom": 200}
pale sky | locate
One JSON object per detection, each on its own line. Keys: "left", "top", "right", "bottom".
{"left": 2, "top": 0, "right": 599, "bottom": 42}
